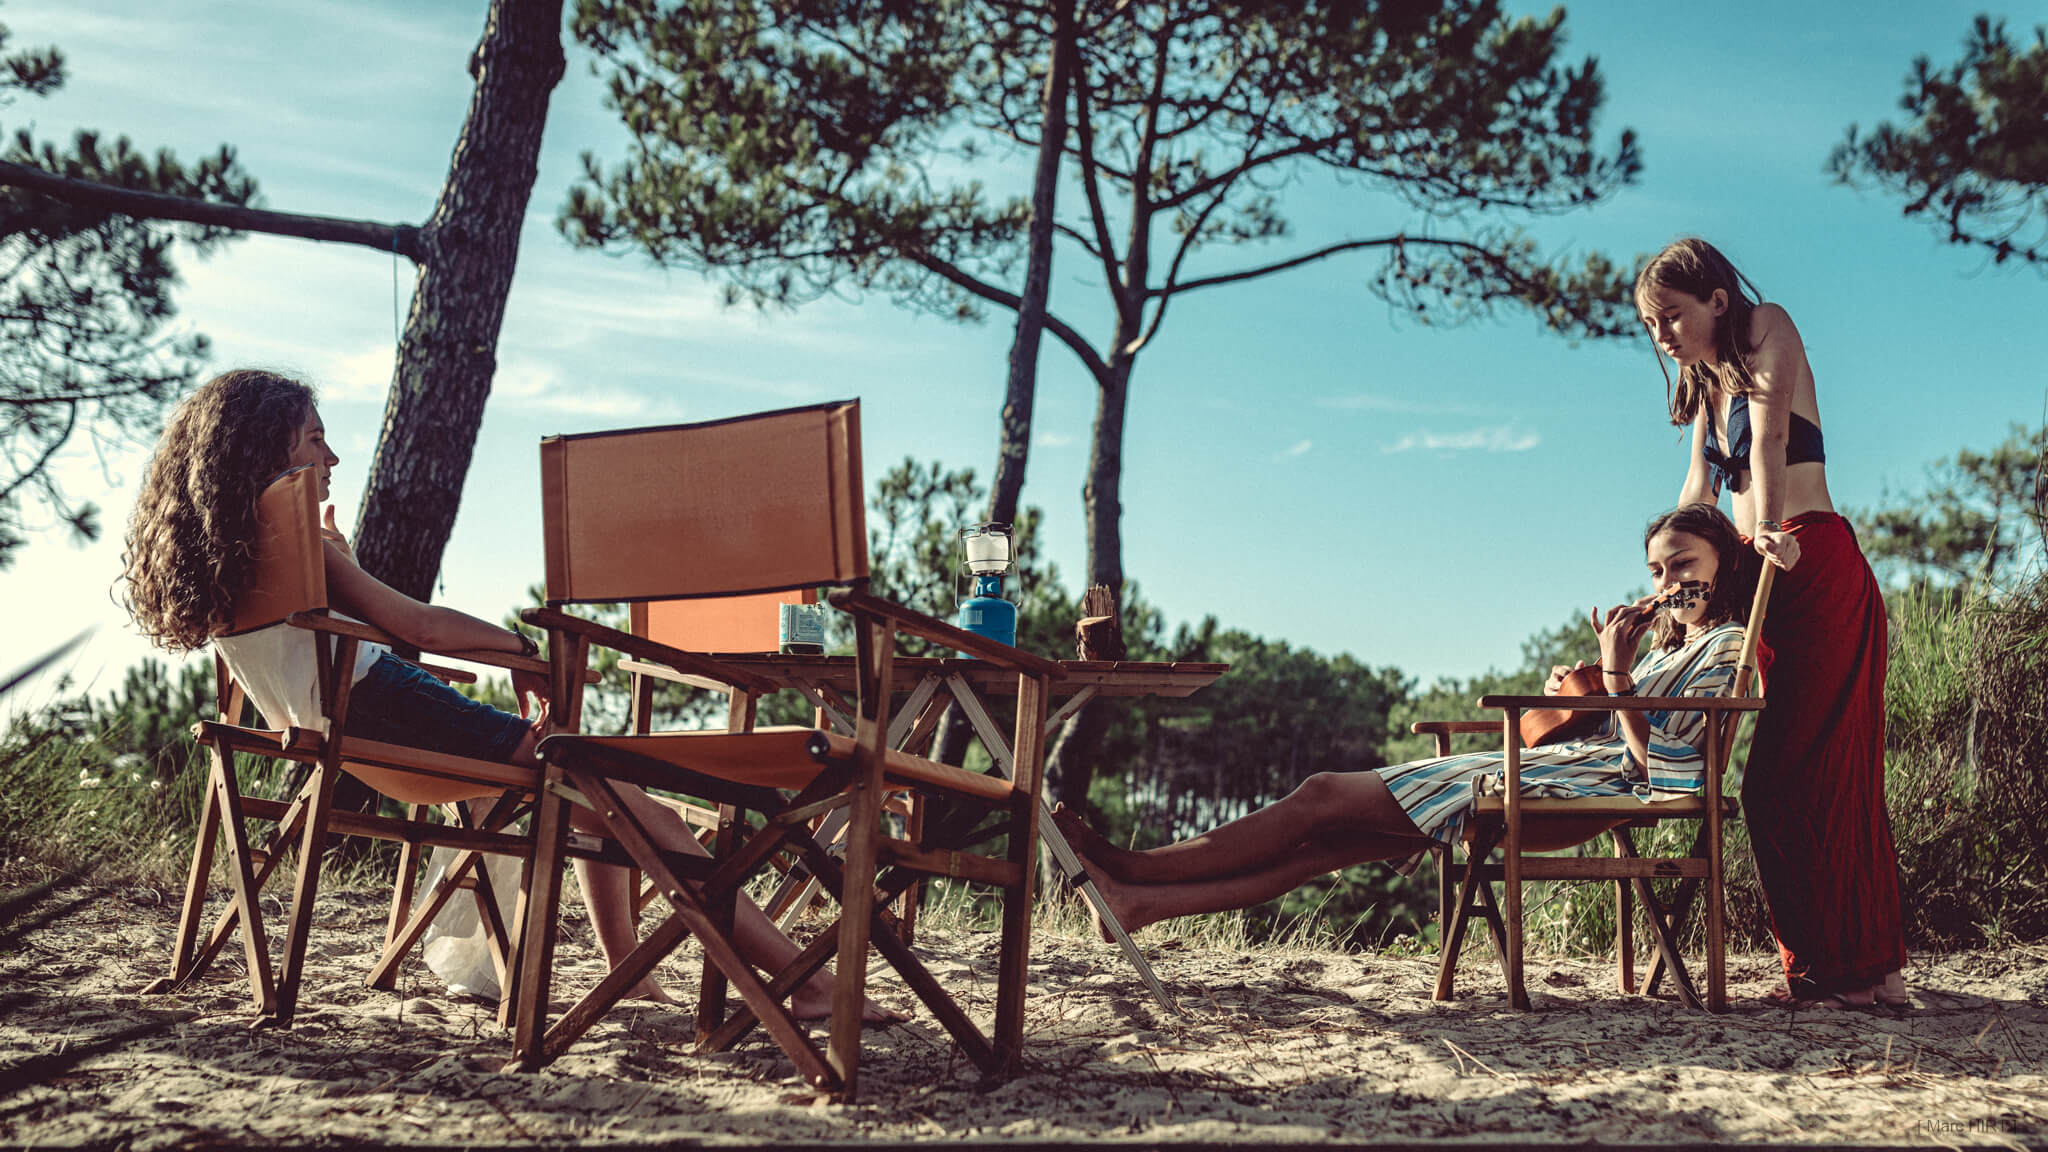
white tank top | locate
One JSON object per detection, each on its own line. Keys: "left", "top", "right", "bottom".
{"left": 213, "top": 615, "right": 388, "bottom": 735}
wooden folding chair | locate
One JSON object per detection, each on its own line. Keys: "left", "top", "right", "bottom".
{"left": 143, "top": 466, "right": 561, "bottom": 1029}
{"left": 1415, "top": 566, "right": 1773, "bottom": 1012}
{"left": 509, "top": 400, "right": 1063, "bottom": 1100}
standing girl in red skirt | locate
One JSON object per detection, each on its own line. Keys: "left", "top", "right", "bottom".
{"left": 1634, "top": 238, "right": 1907, "bottom": 1007}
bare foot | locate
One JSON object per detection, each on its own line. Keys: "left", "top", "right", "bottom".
{"left": 1874, "top": 970, "right": 1910, "bottom": 1006}
{"left": 625, "top": 979, "right": 675, "bottom": 1004}
{"left": 1079, "top": 865, "right": 1157, "bottom": 942}
{"left": 1052, "top": 804, "right": 1136, "bottom": 884}
{"left": 788, "top": 982, "right": 908, "bottom": 1025}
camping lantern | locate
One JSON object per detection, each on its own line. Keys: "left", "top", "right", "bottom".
{"left": 955, "top": 522, "right": 1017, "bottom": 649}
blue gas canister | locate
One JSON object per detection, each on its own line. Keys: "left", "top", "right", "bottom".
{"left": 956, "top": 573, "right": 1017, "bottom": 649}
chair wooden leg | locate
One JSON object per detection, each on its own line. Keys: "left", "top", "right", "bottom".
{"left": 828, "top": 762, "right": 884, "bottom": 1098}
{"left": 1615, "top": 832, "right": 1636, "bottom": 994}
{"left": 216, "top": 753, "right": 279, "bottom": 1016}
{"left": 181, "top": 788, "right": 306, "bottom": 1000}
{"left": 506, "top": 765, "right": 571, "bottom": 1068}
{"left": 695, "top": 801, "right": 740, "bottom": 1047}
{"left": 1705, "top": 815, "right": 1726, "bottom": 1012}
{"left": 1613, "top": 830, "right": 1703, "bottom": 1010}
{"left": 381, "top": 802, "right": 430, "bottom": 961}
{"left": 272, "top": 762, "right": 340, "bottom": 1027}
{"left": 146, "top": 748, "right": 227, "bottom": 995}
{"left": 1435, "top": 826, "right": 1500, "bottom": 1001}
{"left": 896, "top": 794, "right": 925, "bottom": 947}
{"left": 991, "top": 673, "right": 1047, "bottom": 1077}
{"left": 368, "top": 845, "right": 478, "bottom": 991}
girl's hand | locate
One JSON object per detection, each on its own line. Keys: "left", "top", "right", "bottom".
{"left": 321, "top": 506, "right": 355, "bottom": 562}
{"left": 510, "top": 667, "right": 549, "bottom": 719}
{"left": 1544, "top": 659, "right": 1591, "bottom": 696}
{"left": 1753, "top": 526, "right": 1800, "bottom": 571}
{"left": 1591, "top": 595, "right": 1655, "bottom": 673}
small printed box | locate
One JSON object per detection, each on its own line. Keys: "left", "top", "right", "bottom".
{"left": 778, "top": 602, "right": 827, "bottom": 654}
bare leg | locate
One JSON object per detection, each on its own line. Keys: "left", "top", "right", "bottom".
{"left": 1085, "top": 830, "right": 1432, "bottom": 936}
{"left": 1062, "top": 771, "right": 1425, "bottom": 885}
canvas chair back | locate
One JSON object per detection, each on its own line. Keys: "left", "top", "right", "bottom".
{"left": 632, "top": 589, "right": 816, "bottom": 654}
{"left": 541, "top": 401, "right": 866, "bottom": 607}
{"left": 228, "top": 465, "right": 327, "bottom": 635}
{"left": 213, "top": 467, "right": 335, "bottom": 741}
{"left": 215, "top": 465, "right": 493, "bottom": 807}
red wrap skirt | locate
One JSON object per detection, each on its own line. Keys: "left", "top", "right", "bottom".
{"left": 1742, "top": 511, "right": 1906, "bottom": 996}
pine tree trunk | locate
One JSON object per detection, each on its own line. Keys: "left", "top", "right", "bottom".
{"left": 353, "top": 0, "right": 565, "bottom": 600}
{"left": 987, "top": 0, "right": 1073, "bottom": 528}
{"left": 939, "top": 0, "right": 1075, "bottom": 774}
{"left": 1043, "top": 351, "right": 1134, "bottom": 811}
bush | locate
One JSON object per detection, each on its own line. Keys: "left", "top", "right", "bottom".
{"left": 1886, "top": 572, "right": 2048, "bottom": 945}
{"left": 0, "top": 663, "right": 212, "bottom": 887}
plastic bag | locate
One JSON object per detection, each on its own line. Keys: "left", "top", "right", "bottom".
{"left": 418, "top": 845, "right": 522, "bottom": 999}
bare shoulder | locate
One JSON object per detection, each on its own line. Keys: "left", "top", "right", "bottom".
{"left": 1747, "top": 302, "right": 1803, "bottom": 351}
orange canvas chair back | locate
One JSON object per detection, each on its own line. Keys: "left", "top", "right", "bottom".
{"left": 541, "top": 401, "right": 866, "bottom": 606}
{"left": 218, "top": 466, "right": 493, "bottom": 808}
{"left": 227, "top": 465, "right": 328, "bottom": 635}
{"left": 633, "top": 590, "right": 815, "bottom": 653}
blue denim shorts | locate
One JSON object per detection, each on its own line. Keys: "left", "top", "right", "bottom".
{"left": 346, "top": 652, "right": 531, "bottom": 763}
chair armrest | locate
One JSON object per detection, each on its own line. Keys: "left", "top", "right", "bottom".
{"left": 1476, "top": 693, "right": 1765, "bottom": 713}
{"left": 404, "top": 659, "right": 478, "bottom": 685}
{"left": 287, "top": 611, "right": 399, "bottom": 647}
{"left": 286, "top": 610, "right": 592, "bottom": 683}
{"left": 1410, "top": 720, "right": 1500, "bottom": 736}
{"left": 522, "top": 606, "right": 779, "bottom": 696}
{"left": 827, "top": 587, "right": 1065, "bottom": 677}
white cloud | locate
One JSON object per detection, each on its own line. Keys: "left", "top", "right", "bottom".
{"left": 1384, "top": 425, "right": 1541, "bottom": 454}
{"left": 494, "top": 364, "right": 653, "bottom": 418}
{"left": 1035, "top": 432, "right": 1075, "bottom": 448}
{"left": 1279, "top": 439, "right": 1313, "bottom": 459}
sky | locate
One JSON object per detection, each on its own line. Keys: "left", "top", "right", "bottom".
{"left": 5, "top": 0, "right": 2045, "bottom": 720}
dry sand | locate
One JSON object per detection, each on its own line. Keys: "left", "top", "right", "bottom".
{"left": 2, "top": 881, "right": 2044, "bottom": 1148}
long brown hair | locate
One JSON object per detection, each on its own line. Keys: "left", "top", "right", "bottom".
{"left": 122, "top": 369, "right": 316, "bottom": 651}
{"left": 1635, "top": 238, "right": 1767, "bottom": 426}
{"left": 1643, "top": 502, "right": 1756, "bottom": 651}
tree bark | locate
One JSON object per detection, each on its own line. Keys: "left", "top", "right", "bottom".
{"left": 987, "top": 0, "right": 1073, "bottom": 529}
{"left": 352, "top": 0, "right": 565, "bottom": 600}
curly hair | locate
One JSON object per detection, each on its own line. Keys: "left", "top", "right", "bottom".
{"left": 1634, "top": 238, "right": 1769, "bottom": 427}
{"left": 1643, "top": 501, "right": 1759, "bottom": 652}
{"left": 122, "top": 369, "right": 316, "bottom": 652}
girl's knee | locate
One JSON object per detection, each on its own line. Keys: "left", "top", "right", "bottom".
{"left": 1291, "top": 771, "right": 1371, "bottom": 817}
{"left": 1293, "top": 771, "right": 1406, "bottom": 832}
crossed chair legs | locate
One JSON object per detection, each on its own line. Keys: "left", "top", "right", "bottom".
{"left": 1432, "top": 822, "right": 1721, "bottom": 1011}
{"left": 507, "top": 742, "right": 1027, "bottom": 1099}
{"left": 145, "top": 741, "right": 530, "bottom": 1028}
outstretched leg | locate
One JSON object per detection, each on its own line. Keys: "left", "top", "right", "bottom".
{"left": 1084, "top": 829, "right": 1432, "bottom": 936}
{"left": 1059, "top": 770, "right": 1426, "bottom": 885}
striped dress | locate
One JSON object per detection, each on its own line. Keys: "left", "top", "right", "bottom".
{"left": 1379, "top": 621, "right": 1746, "bottom": 850}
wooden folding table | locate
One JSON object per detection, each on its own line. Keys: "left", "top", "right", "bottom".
{"left": 620, "top": 652, "right": 1227, "bottom": 1011}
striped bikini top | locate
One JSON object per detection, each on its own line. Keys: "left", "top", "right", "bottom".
{"left": 1701, "top": 392, "right": 1826, "bottom": 495}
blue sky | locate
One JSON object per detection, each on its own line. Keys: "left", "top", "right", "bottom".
{"left": 6, "top": 0, "right": 2044, "bottom": 717}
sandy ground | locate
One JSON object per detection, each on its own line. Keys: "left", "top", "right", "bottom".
{"left": 2, "top": 881, "right": 2044, "bottom": 1148}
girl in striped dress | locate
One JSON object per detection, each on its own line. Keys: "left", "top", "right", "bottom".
{"left": 1056, "top": 503, "right": 1757, "bottom": 936}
